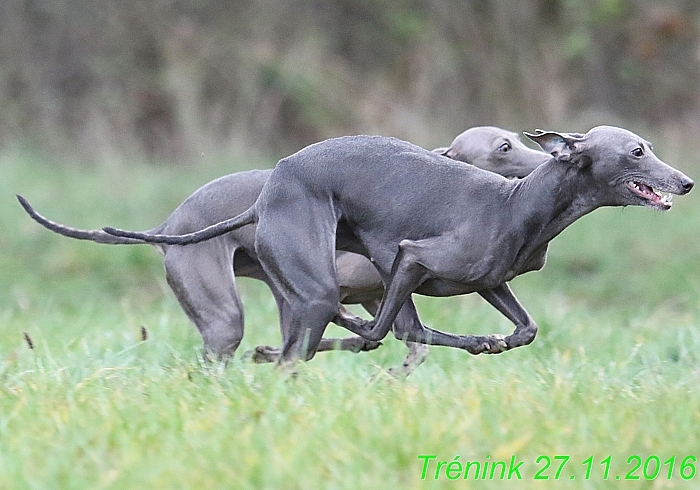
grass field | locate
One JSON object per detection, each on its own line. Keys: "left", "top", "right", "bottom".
{"left": 2, "top": 144, "right": 700, "bottom": 489}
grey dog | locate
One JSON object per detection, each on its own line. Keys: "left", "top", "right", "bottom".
{"left": 19, "top": 126, "right": 548, "bottom": 373}
{"left": 104, "top": 126, "right": 693, "bottom": 366}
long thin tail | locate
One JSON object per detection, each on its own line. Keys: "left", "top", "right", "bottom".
{"left": 103, "top": 206, "right": 257, "bottom": 245}
{"left": 17, "top": 195, "right": 148, "bottom": 245}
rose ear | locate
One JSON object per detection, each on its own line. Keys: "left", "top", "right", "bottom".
{"left": 524, "top": 130, "right": 582, "bottom": 161}
{"left": 431, "top": 146, "right": 450, "bottom": 156}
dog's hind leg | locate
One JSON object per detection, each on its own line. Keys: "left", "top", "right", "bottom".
{"left": 275, "top": 294, "right": 339, "bottom": 363}
{"left": 244, "top": 287, "right": 382, "bottom": 364}
{"left": 240, "top": 285, "right": 293, "bottom": 363}
{"left": 164, "top": 241, "right": 244, "bottom": 360}
{"left": 255, "top": 205, "right": 341, "bottom": 364}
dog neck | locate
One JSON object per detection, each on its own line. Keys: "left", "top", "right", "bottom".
{"left": 506, "top": 158, "right": 600, "bottom": 274}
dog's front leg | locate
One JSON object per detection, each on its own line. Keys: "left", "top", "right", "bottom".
{"left": 359, "top": 299, "right": 430, "bottom": 377}
{"left": 333, "top": 241, "right": 429, "bottom": 341}
{"left": 335, "top": 240, "right": 510, "bottom": 355}
{"left": 336, "top": 294, "right": 507, "bottom": 356}
{"left": 477, "top": 283, "right": 538, "bottom": 350}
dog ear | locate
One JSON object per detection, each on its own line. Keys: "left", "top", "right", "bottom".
{"left": 524, "top": 130, "right": 583, "bottom": 162}
{"left": 431, "top": 146, "right": 450, "bottom": 156}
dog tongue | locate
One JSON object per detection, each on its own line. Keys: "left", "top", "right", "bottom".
{"left": 638, "top": 183, "right": 654, "bottom": 196}
{"left": 635, "top": 182, "right": 673, "bottom": 207}
{"left": 637, "top": 182, "right": 665, "bottom": 202}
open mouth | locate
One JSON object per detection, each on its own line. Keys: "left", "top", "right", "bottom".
{"left": 627, "top": 181, "right": 673, "bottom": 210}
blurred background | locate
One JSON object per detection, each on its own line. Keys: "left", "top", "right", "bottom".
{"left": 2, "top": 0, "right": 700, "bottom": 163}
{"left": 3, "top": 3, "right": 700, "bottom": 484}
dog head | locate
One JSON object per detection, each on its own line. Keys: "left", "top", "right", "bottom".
{"left": 434, "top": 126, "right": 550, "bottom": 178}
{"left": 526, "top": 126, "right": 694, "bottom": 210}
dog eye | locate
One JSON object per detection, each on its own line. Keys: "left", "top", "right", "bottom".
{"left": 498, "top": 142, "right": 511, "bottom": 152}
{"left": 631, "top": 147, "right": 644, "bottom": 158}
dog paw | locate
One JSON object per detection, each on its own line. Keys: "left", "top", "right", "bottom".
{"left": 333, "top": 308, "right": 372, "bottom": 330}
{"left": 360, "top": 339, "right": 382, "bottom": 352}
{"left": 342, "top": 337, "right": 382, "bottom": 353}
{"left": 464, "top": 334, "right": 508, "bottom": 355}
{"left": 241, "top": 345, "right": 280, "bottom": 364}
{"left": 482, "top": 334, "right": 508, "bottom": 354}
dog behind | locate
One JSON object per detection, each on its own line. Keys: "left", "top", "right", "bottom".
{"left": 20, "top": 127, "right": 549, "bottom": 375}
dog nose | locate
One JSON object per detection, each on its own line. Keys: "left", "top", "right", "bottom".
{"left": 681, "top": 176, "right": 694, "bottom": 193}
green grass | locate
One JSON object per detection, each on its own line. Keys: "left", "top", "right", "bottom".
{"left": 2, "top": 147, "right": 700, "bottom": 489}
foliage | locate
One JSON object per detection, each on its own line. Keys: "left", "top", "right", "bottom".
{"left": 1, "top": 0, "right": 699, "bottom": 161}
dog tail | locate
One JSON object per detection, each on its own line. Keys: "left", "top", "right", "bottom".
{"left": 102, "top": 206, "right": 258, "bottom": 245}
{"left": 17, "top": 195, "right": 148, "bottom": 245}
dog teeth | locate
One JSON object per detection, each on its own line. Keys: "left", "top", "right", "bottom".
{"left": 629, "top": 181, "right": 673, "bottom": 207}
